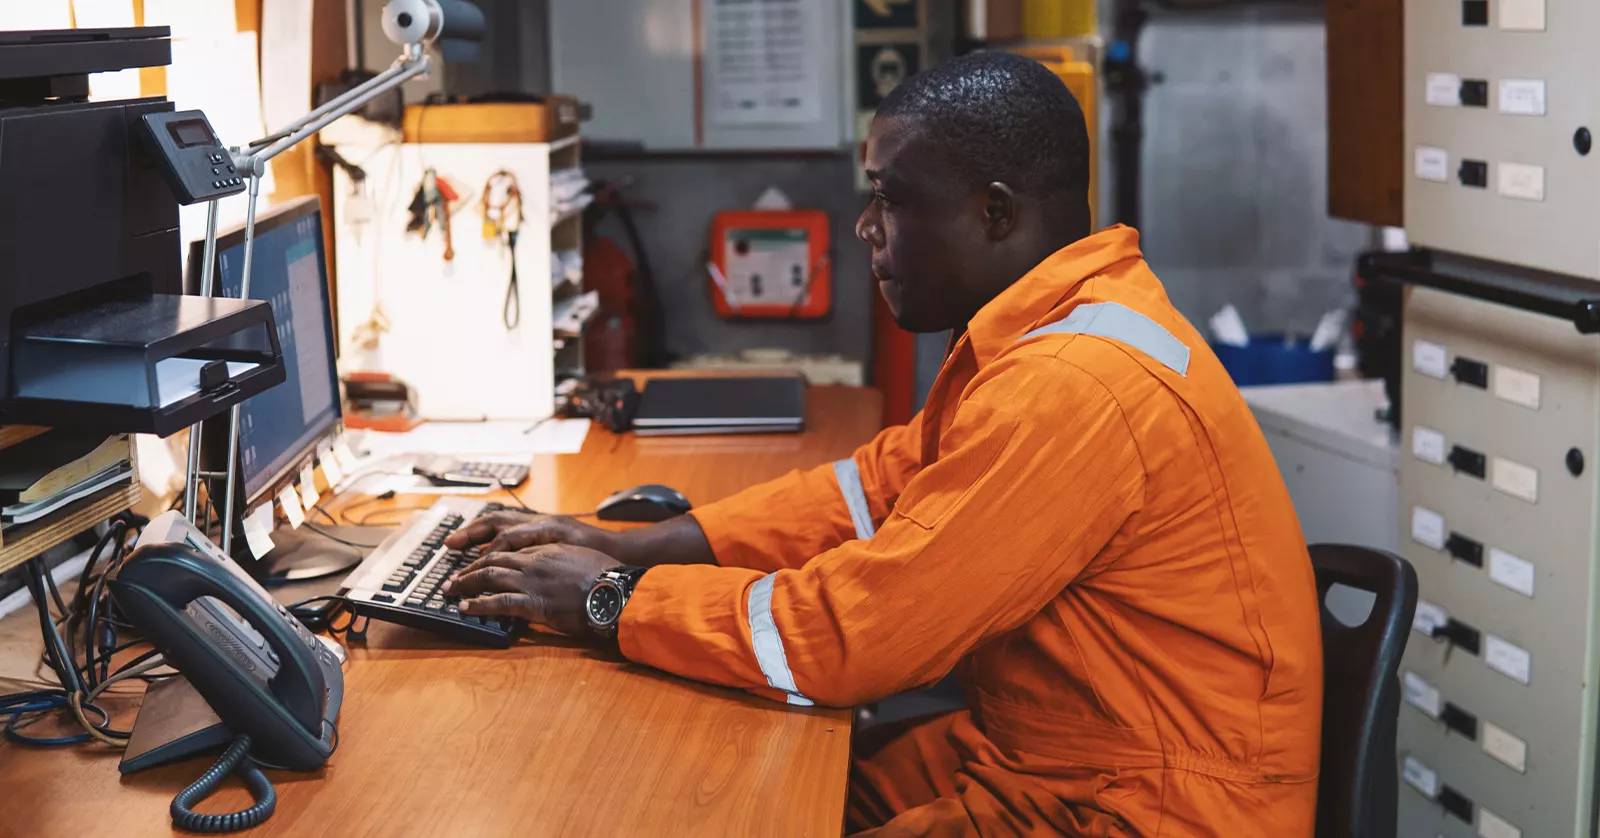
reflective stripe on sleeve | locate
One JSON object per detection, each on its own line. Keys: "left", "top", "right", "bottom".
{"left": 833, "top": 457, "right": 877, "bottom": 541}
{"left": 747, "top": 573, "right": 814, "bottom": 706}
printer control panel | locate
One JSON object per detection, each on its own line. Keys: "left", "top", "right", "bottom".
{"left": 139, "top": 110, "right": 248, "bottom": 205}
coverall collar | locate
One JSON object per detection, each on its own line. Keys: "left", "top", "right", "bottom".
{"left": 965, "top": 224, "right": 1145, "bottom": 369}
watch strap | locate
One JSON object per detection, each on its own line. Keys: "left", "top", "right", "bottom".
{"left": 614, "top": 565, "right": 649, "bottom": 597}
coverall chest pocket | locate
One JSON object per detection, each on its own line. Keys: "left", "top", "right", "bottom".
{"left": 892, "top": 420, "right": 1017, "bottom": 531}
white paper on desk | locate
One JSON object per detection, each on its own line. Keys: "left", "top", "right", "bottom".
{"left": 155, "top": 359, "right": 261, "bottom": 408}
{"left": 243, "top": 503, "right": 276, "bottom": 559}
{"left": 141, "top": 0, "right": 235, "bottom": 38}
{"left": 357, "top": 419, "right": 591, "bottom": 459}
{"left": 0, "top": 1, "right": 72, "bottom": 30}
{"left": 261, "top": 0, "right": 313, "bottom": 132}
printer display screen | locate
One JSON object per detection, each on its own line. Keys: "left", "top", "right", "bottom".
{"left": 168, "top": 119, "right": 215, "bottom": 148}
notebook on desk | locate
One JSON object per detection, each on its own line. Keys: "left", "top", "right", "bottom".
{"left": 632, "top": 375, "right": 806, "bottom": 435}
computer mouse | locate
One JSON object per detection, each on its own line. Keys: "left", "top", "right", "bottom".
{"left": 596, "top": 484, "right": 693, "bottom": 523}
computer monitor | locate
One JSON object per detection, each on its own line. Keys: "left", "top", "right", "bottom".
{"left": 190, "top": 195, "right": 355, "bottom": 580}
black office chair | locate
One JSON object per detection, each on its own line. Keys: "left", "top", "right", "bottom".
{"left": 1309, "top": 544, "right": 1417, "bottom": 838}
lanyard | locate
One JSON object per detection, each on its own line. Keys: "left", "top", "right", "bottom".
{"left": 480, "top": 170, "right": 525, "bottom": 330}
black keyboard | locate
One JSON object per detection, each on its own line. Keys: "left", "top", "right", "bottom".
{"left": 343, "top": 499, "right": 523, "bottom": 647}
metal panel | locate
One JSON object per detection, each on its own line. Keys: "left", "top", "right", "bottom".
{"left": 1403, "top": 0, "right": 1600, "bottom": 279}
{"left": 1397, "top": 286, "right": 1600, "bottom": 838}
{"left": 550, "top": 0, "right": 699, "bottom": 149}
{"left": 1138, "top": 8, "right": 1370, "bottom": 334}
{"left": 550, "top": 0, "right": 849, "bottom": 152}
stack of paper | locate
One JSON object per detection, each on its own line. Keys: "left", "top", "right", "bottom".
{"left": 1, "top": 432, "right": 134, "bottom": 528}
{"left": 550, "top": 169, "right": 592, "bottom": 226}
{"left": 552, "top": 291, "right": 599, "bottom": 337}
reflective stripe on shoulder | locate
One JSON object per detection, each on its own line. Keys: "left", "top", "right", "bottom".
{"left": 1021, "top": 301, "right": 1190, "bottom": 376}
{"left": 833, "top": 458, "right": 877, "bottom": 541}
{"left": 747, "top": 573, "right": 814, "bottom": 706}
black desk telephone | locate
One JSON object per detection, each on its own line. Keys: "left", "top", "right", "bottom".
{"left": 110, "top": 511, "right": 344, "bottom": 832}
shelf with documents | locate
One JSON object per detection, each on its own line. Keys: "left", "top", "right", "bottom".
{"left": 0, "top": 426, "right": 141, "bottom": 575}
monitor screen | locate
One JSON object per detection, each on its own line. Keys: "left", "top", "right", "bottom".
{"left": 210, "top": 203, "right": 341, "bottom": 502}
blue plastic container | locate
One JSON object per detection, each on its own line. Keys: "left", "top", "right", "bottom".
{"left": 1211, "top": 334, "right": 1335, "bottom": 387}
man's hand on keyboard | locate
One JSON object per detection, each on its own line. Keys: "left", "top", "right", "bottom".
{"left": 446, "top": 512, "right": 620, "bottom": 558}
{"left": 443, "top": 544, "right": 622, "bottom": 636}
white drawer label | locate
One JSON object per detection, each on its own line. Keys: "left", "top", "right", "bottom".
{"left": 1488, "top": 548, "right": 1535, "bottom": 597}
{"left": 1493, "top": 365, "right": 1541, "bottom": 409}
{"left": 1479, "top": 807, "right": 1523, "bottom": 838}
{"left": 1403, "top": 755, "right": 1440, "bottom": 798}
{"left": 1413, "top": 427, "right": 1447, "bottom": 465}
{"left": 1498, "top": 79, "right": 1546, "bottom": 116}
{"left": 1481, "top": 721, "right": 1528, "bottom": 773}
{"left": 1499, "top": 0, "right": 1545, "bottom": 30}
{"left": 1411, "top": 506, "right": 1446, "bottom": 550}
{"left": 1402, "top": 670, "right": 1443, "bottom": 717}
{"left": 1427, "top": 72, "right": 1462, "bottom": 106}
{"left": 1497, "top": 162, "right": 1545, "bottom": 201}
{"left": 1485, "top": 634, "right": 1532, "bottom": 684}
{"left": 1414, "top": 339, "right": 1449, "bottom": 378}
{"left": 1415, "top": 147, "right": 1451, "bottom": 183}
{"left": 1492, "top": 457, "right": 1539, "bottom": 503}
{"left": 1415, "top": 600, "right": 1449, "bottom": 638}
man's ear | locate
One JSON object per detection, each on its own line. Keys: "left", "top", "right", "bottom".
{"left": 983, "top": 182, "right": 1017, "bottom": 241}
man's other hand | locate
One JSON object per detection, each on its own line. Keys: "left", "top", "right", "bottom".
{"left": 444, "top": 512, "right": 620, "bottom": 556}
{"left": 443, "top": 545, "right": 622, "bottom": 636}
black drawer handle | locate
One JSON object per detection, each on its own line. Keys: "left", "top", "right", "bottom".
{"left": 1441, "top": 702, "right": 1478, "bottom": 739}
{"left": 1448, "top": 445, "right": 1487, "bottom": 479}
{"left": 1446, "top": 532, "right": 1484, "bottom": 567}
{"left": 1431, "top": 618, "right": 1482, "bottom": 655}
{"left": 1439, "top": 784, "right": 1474, "bottom": 823}
{"left": 1450, "top": 356, "right": 1488, "bottom": 388}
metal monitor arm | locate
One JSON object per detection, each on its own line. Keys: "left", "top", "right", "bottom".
{"left": 184, "top": 0, "right": 482, "bottom": 554}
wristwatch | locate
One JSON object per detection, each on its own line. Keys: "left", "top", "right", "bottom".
{"left": 585, "top": 566, "right": 648, "bottom": 638}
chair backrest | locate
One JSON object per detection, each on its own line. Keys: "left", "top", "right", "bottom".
{"left": 1308, "top": 544, "right": 1418, "bottom": 838}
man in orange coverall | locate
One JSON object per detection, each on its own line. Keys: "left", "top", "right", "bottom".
{"left": 443, "top": 51, "right": 1323, "bottom": 837}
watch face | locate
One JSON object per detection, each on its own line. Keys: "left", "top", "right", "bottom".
{"left": 587, "top": 581, "right": 623, "bottom": 626}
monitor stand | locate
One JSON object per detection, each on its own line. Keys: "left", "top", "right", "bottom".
{"left": 254, "top": 524, "right": 389, "bottom": 582}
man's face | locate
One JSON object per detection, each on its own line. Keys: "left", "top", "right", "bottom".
{"left": 856, "top": 116, "right": 988, "bottom": 333}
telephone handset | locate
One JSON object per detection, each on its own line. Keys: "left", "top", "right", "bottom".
{"left": 110, "top": 510, "right": 344, "bottom": 831}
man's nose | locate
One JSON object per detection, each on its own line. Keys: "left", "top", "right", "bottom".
{"left": 856, "top": 207, "right": 882, "bottom": 248}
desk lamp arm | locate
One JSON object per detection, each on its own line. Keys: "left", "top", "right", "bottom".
{"left": 229, "top": 44, "right": 430, "bottom": 179}
{"left": 207, "top": 0, "right": 484, "bottom": 554}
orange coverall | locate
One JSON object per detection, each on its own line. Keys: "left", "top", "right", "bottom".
{"left": 619, "top": 225, "right": 1323, "bottom": 836}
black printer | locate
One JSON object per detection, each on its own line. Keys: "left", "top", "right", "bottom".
{"left": 0, "top": 26, "right": 283, "bottom": 437}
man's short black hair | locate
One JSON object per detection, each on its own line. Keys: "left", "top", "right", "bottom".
{"left": 878, "top": 51, "right": 1090, "bottom": 232}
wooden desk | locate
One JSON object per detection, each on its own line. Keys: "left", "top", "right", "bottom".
{"left": 0, "top": 385, "right": 882, "bottom": 837}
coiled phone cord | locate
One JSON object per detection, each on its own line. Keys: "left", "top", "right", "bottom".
{"left": 170, "top": 734, "right": 277, "bottom": 833}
